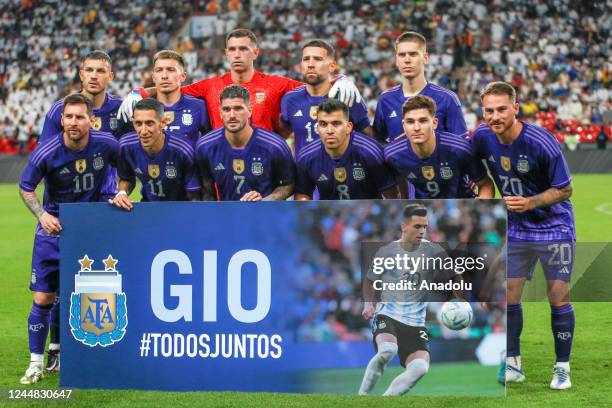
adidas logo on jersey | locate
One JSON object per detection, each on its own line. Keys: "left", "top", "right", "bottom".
{"left": 215, "top": 163, "right": 226, "bottom": 171}
{"left": 407, "top": 172, "right": 416, "bottom": 179}
{"left": 59, "top": 167, "right": 70, "bottom": 175}
{"left": 560, "top": 266, "right": 570, "bottom": 274}
{"left": 488, "top": 155, "right": 496, "bottom": 163}
{"left": 135, "top": 168, "right": 143, "bottom": 175}
{"left": 389, "top": 110, "right": 398, "bottom": 118}
{"left": 294, "top": 110, "right": 303, "bottom": 117}
{"left": 318, "top": 174, "right": 328, "bottom": 182}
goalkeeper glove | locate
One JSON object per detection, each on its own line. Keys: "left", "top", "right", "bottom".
{"left": 117, "top": 88, "right": 148, "bottom": 123}
{"left": 328, "top": 75, "right": 362, "bottom": 107}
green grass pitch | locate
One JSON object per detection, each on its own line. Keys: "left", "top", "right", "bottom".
{"left": 0, "top": 174, "right": 611, "bottom": 407}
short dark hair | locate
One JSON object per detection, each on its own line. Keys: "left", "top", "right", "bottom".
{"left": 301, "top": 39, "right": 336, "bottom": 59}
{"left": 226, "top": 28, "right": 258, "bottom": 47}
{"left": 317, "top": 98, "right": 349, "bottom": 120}
{"left": 63, "top": 93, "right": 93, "bottom": 116}
{"left": 480, "top": 81, "right": 517, "bottom": 102}
{"left": 402, "top": 95, "right": 437, "bottom": 118}
{"left": 134, "top": 98, "right": 164, "bottom": 120}
{"left": 82, "top": 50, "right": 112, "bottom": 68}
{"left": 220, "top": 84, "right": 250, "bottom": 105}
{"left": 153, "top": 50, "right": 185, "bottom": 69}
{"left": 395, "top": 31, "right": 427, "bottom": 51}
{"left": 403, "top": 204, "right": 428, "bottom": 222}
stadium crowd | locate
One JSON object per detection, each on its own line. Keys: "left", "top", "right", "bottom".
{"left": 1, "top": 0, "right": 609, "bottom": 152}
{"left": 287, "top": 201, "right": 507, "bottom": 342}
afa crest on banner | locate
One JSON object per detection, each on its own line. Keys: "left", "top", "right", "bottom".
{"left": 69, "top": 254, "right": 128, "bottom": 347}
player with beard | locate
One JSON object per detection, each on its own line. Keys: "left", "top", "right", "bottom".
{"left": 118, "top": 29, "right": 362, "bottom": 134}
{"left": 279, "top": 39, "right": 372, "bottom": 154}
{"left": 195, "top": 85, "right": 294, "bottom": 201}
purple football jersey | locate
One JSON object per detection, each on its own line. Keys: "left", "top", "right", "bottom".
{"left": 281, "top": 86, "right": 370, "bottom": 153}
{"left": 40, "top": 93, "right": 123, "bottom": 142}
{"left": 373, "top": 83, "right": 467, "bottom": 142}
{"left": 20, "top": 131, "right": 119, "bottom": 216}
{"left": 195, "top": 127, "right": 295, "bottom": 201}
{"left": 295, "top": 131, "right": 396, "bottom": 199}
{"left": 118, "top": 94, "right": 210, "bottom": 147}
{"left": 470, "top": 122, "right": 575, "bottom": 241}
{"left": 385, "top": 130, "right": 486, "bottom": 198}
{"left": 118, "top": 132, "right": 199, "bottom": 201}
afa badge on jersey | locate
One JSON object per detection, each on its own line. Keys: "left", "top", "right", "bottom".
{"left": 251, "top": 161, "right": 264, "bottom": 176}
{"left": 69, "top": 255, "right": 127, "bottom": 348}
{"left": 181, "top": 112, "right": 193, "bottom": 126}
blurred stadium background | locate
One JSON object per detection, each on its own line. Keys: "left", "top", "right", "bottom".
{"left": 0, "top": 0, "right": 609, "bottom": 158}
{"left": 1, "top": 0, "right": 610, "bottom": 406}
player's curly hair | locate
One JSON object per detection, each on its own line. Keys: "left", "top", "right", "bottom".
{"left": 63, "top": 93, "right": 93, "bottom": 116}
{"left": 402, "top": 95, "right": 437, "bottom": 118}
{"left": 220, "top": 84, "right": 250, "bottom": 106}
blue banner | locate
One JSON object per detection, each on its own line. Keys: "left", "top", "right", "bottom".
{"left": 60, "top": 201, "right": 506, "bottom": 393}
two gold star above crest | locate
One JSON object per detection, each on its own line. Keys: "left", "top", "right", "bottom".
{"left": 78, "top": 254, "right": 118, "bottom": 271}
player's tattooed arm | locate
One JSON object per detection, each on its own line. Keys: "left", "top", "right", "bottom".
{"left": 201, "top": 177, "right": 216, "bottom": 201}
{"left": 20, "top": 189, "right": 62, "bottom": 234}
{"left": 19, "top": 189, "right": 45, "bottom": 218}
{"left": 531, "top": 184, "right": 573, "bottom": 208}
{"left": 505, "top": 183, "right": 573, "bottom": 212}
{"left": 262, "top": 180, "right": 294, "bottom": 201}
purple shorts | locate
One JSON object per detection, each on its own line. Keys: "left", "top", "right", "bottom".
{"left": 30, "top": 227, "right": 60, "bottom": 293}
{"left": 507, "top": 240, "right": 575, "bottom": 282}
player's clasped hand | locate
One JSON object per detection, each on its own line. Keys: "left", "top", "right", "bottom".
{"left": 504, "top": 196, "right": 534, "bottom": 213}
{"left": 240, "top": 191, "right": 263, "bottom": 202}
{"left": 108, "top": 191, "right": 133, "bottom": 211}
{"left": 38, "top": 212, "right": 62, "bottom": 235}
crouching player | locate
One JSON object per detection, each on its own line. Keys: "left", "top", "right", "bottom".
{"left": 19, "top": 94, "right": 118, "bottom": 383}
{"left": 109, "top": 98, "right": 200, "bottom": 210}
